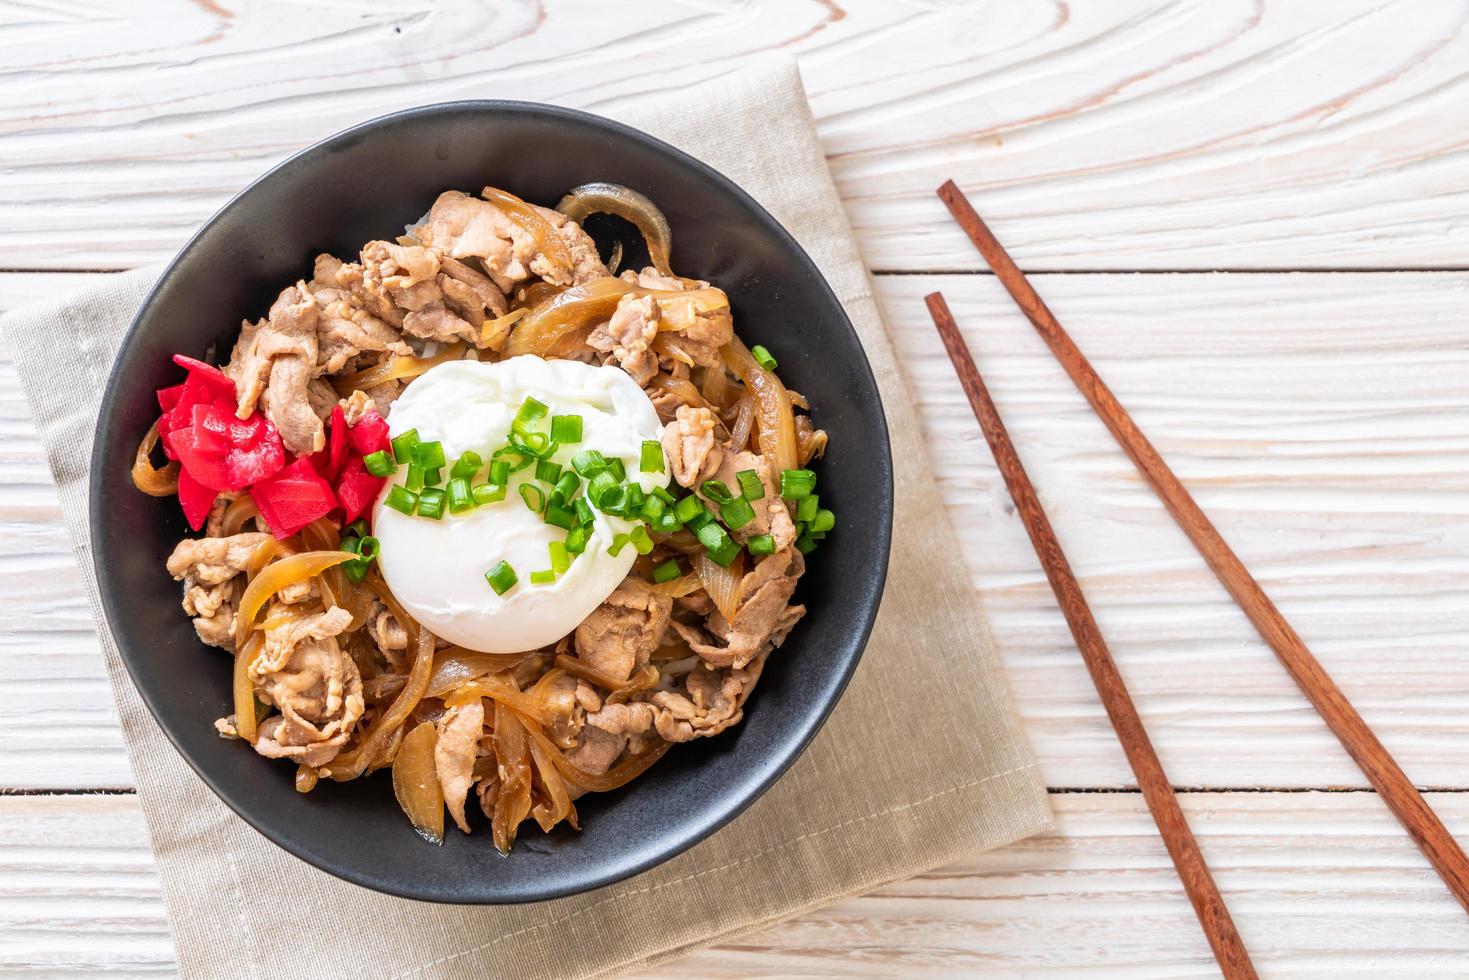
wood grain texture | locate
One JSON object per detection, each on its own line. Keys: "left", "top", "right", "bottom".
{"left": 4, "top": 0, "right": 1469, "bottom": 271}
{"left": 7, "top": 792, "right": 1469, "bottom": 978}
{"left": 927, "top": 290, "right": 1255, "bottom": 976}
{"left": 937, "top": 184, "right": 1469, "bottom": 916}
{"left": 1, "top": 271, "right": 1465, "bottom": 790}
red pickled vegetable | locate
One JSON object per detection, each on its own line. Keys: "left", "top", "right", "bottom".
{"left": 250, "top": 457, "right": 337, "bottom": 539}
{"left": 311, "top": 405, "right": 350, "bottom": 482}
{"left": 170, "top": 401, "right": 286, "bottom": 492}
{"left": 176, "top": 465, "right": 217, "bottom": 532}
{"left": 347, "top": 409, "right": 390, "bottom": 457}
{"left": 156, "top": 383, "right": 184, "bottom": 414}
{"left": 334, "top": 456, "right": 384, "bottom": 525}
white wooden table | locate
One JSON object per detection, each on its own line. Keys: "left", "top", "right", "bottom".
{"left": 2, "top": 2, "right": 1467, "bottom": 975}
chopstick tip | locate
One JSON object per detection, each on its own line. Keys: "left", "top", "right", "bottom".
{"left": 936, "top": 178, "right": 959, "bottom": 199}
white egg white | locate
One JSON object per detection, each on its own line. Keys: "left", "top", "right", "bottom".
{"left": 373, "top": 356, "right": 668, "bottom": 653}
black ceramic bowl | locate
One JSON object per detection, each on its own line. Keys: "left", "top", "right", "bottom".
{"left": 91, "top": 102, "right": 891, "bottom": 903}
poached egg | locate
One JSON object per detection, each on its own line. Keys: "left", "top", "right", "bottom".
{"left": 373, "top": 356, "right": 667, "bottom": 653}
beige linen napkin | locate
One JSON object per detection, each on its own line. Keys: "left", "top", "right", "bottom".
{"left": 2, "top": 55, "right": 1050, "bottom": 978}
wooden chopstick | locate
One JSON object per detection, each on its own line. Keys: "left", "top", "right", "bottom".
{"left": 936, "top": 179, "right": 1469, "bottom": 917}
{"left": 924, "top": 292, "right": 1258, "bottom": 980}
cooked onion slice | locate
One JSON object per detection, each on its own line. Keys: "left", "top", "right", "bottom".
{"left": 131, "top": 419, "right": 179, "bottom": 497}
{"left": 516, "top": 712, "right": 671, "bottom": 793}
{"left": 233, "top": 633, "right": 264, "bottom": 744}
{"left": 482, "top": 185, "right": 574, "bottom": 273}
{"left": 491, "top": 701, "right": 534, "bottom": 854}
{"left": 694, "top": 550, "right": 745, "bottom": 623}
{"left": 723, "top": 336, "right": 797, "bottom": 474}
{"left": 553, "top": 655, "right": 658, "bottom": 700}
{"left": 529, "top": 739, "right": 577, "bottom": 833}
{"left": 220, "top": 495, "right": 258, "bottom": 536}
{"left": 645, "top": 572, "right": 703, "bottom": 598}
{"left": 392, "top": 721, "right": 445, "bottom": 844}
{"left": 555, "top": 182, "right": 674, "bottom": 276}
{"left": 234, "top": 550, "right": 355, "bottom": 649}
{"left": 425, "top": 649, "right": 532, "bottom": 698}
{"left": 324, "top": 619, "right": 435, "bottom": 782}
{"left": 331, "top": 342, "right": 467, "bottom": 396}
{"left": 444, "top": 676, "right": 553, "bottom": 727}
{"left": 505, "top": 277, "right": 634, "bottom": 358}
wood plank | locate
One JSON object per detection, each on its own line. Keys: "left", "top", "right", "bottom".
{"left": 2, "top": 1, "right": 1469, "bottom": 271}
{"left": 0, "top": 271, "right": 1464, "bottom": 790}
{"left": 5, "top": 791, "right": 1468, "bottom": 977}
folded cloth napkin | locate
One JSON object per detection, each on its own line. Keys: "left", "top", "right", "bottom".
{"left": 1, "top": 54, "right": 1050, "bottom": 979}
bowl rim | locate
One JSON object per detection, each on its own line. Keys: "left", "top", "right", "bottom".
{"left": 90, "top": 98, "right": 893, "bottom": 903}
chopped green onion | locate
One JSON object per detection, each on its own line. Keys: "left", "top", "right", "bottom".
{"left": 651, "top": 485, "right": 677, "bottom": 506}
{"left": 535, "top": 459, "right": 562, "bottom": 484}
{"left": 423, "top": 466, "right": 442, "bottom": 487}
{"left": 571, "top": 449, "right": 607, "bottom": 476}
{"left": 411, "top": 440, "right": 446, "bottom": 470}
{"left": 653, "top": 511, "right": 681, "bottom": 533}
{"left": 652, "top": 559, "right": 681, "bottom": 584}
{"left": 810, "top": 508, "right": 835, "bottom": 533}
{"left": 450, "top": 451, "right": 482, "bottom": 481}
{"left": 485, "top": 560, "right": 517, "bottom": 595}
{"left": 641, "top": 495, "right": 666, "bottom": 521}
{"left": 780, "top": 468, "right": 817, "bottom": 498}
{"left": 796, "top": 493, "right": 819, "bottom": 523}
{"left": 564, "top": 525, "right": 588, "bottom": 555}
{"left": 345, "top": 536, "right": 381, "bottom": 584}
{"left": 751, "top": 344, "right": 778, "bottom": 371}
{"left": 598, "top": 485, "right": 627, "bottom": 515}
{"left": 491, "top": 446, "right": 534, "bottom": 472}
{"left": 746, "top": 533, "right": 775, "bottom": 556}
{"left": 675, "top": 495, "right": 707, "bottom": 524}
{"left": 510, "top": 429, "right": 552, "bottom": 456}
{"left": 345, "top": 518, "right": 369, "bottom": 538}
{"left": 514, "top": 396, "right": 548, "bottom": 430}
{"left": 551, "top": 415, "right": 583, "bottom": 444}
{"left": 447, "top": 477, "right": 474, "bottom": 513}
{"left": 735, "top": 469, "right": 765, "bottom": 500}
{"left": 629, "top": 525, "right": 654, "bottom": 555}
{"left": 549, "top": 541, "right": 570, "bottom": 576}
{"left": 694, "top": 520, "right": 732, "bottom": 554}
{"left": 544, "top": 502, "right": 577, "bottom": 530}
{"left": 552, "top": 471, "right": 580, "bottom": 506}
{"left": 520, "top": 483, "right": 546, "bottom": 514}
{"left": 623, "top": 484, "right": 644, "bottom": 514}
{"left": 607, "top": 533, "right": 630, "bottom": 557}
{"left": 588, "top": 470, "right": 618, "bottom": 507}
{"left": 605, "top": 457, "right": 627, "bottom": 482}
{"left": 488, "top": 459, "right": 511, "bottom": 485}
{"left": 573, "top": 497, "right": 595, "bottom": 527}
{"left": 385, "top": 485, "right": 418, "bottom": 515}
{"left": 363, "top": 450, "right": 397, "bottom": 477}
{"left": 340, "top": 536, "right": 361, "bottom": 555}
{"left": 417, "top": 487, "right": 447, "bottom": 520}
{"left": 390, "top": 428, "right": 419, "bottom": 464}
{"left": 405, "top": 463, "right": 426, "bottom": 493}
{"left": 720, "top": 496, "right": 756, "bottom": 530}
{"left": 700, "top": 480, "right": 734, "bottom": 505}
{"left": 705, "top": 540, "right": 741, "bottom": 567}
{"left": 795, "top": 533, "right": 819, "bottom": 555}
{"left": 640, "top": 439, "right": 665, "bottom": 474}
{"left": 472, "top": 482, "right": 506, "bottom": 505}
{"left": 529, "top": 569, "right": 556, "bottom": 585}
